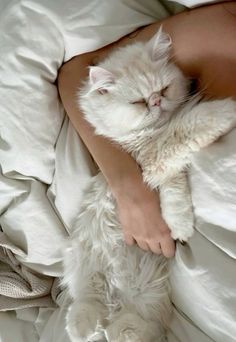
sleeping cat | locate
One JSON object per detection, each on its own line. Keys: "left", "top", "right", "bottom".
{"left": 63, "top": 29, "right": 236, "bottom": 342}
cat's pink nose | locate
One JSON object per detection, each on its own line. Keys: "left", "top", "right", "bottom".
{"left": 149, "top": 93, "right": 161, "bottom": 107}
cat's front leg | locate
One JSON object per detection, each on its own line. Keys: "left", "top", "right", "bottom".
{"left": 182, "top": 99, "right": 236, "bottom": 149}
{"left": 159, "top": 172, "right": 194, "bottom": 242}
{"left": 145, "top": 99, "right": 236, "bottom": 186}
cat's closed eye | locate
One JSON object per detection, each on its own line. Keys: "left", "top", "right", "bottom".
{"left": 130, "top": 99, "right": 146, "bottom": 105}
{"left": 160, "top": 86, "right": 169, "bottom": 96}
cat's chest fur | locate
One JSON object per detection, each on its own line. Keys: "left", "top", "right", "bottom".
{"left": 120, "top": 110, "right": 195, "bottom": 188}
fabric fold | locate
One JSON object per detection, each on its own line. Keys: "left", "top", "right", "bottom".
{"left": 0, "top": 232, "right": 57, "bottom": 310}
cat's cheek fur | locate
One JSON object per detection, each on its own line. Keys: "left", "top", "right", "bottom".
{"left": 84, "top": 98, "right": 146, "bottom": 139}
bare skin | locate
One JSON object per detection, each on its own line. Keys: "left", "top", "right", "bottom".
{"left": 58, "top": 2, "right": 236, "bottom": 257}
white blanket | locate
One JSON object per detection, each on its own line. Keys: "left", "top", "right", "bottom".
{"left": 0, "top": 1, "right": 235, "bottom": 342}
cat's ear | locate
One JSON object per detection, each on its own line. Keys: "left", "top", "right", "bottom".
{"left": 147, "top": 27, "right": 172, "bottom": 61}
{"left": 89, "top": 66, "right": 115, "bottom": 93}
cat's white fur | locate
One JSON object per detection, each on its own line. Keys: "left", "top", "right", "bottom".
{"left": 63, "top": 29, "right": 236, "bottom": 342}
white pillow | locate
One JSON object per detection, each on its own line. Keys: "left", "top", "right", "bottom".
{"left": 0, "top": 1, "right": 64, "bottom": 184}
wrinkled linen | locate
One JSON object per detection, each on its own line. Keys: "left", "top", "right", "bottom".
{"left": 0, "top": 1, "right": 235, "bottom": 342}
{"left": 169, "top": 0, "right": 219, "bottom": 7}
{"left": 0, "top": 232, "right": 59, "bottom": 310}
{"left": 169, "top": 129, "right": 236, "bottom": 342}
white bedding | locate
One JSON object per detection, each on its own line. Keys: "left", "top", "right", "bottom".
{"left": 0, "top": 0, "right": 235, "bottom": 341}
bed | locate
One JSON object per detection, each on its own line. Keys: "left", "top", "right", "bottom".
{"left": 0, "top": 1, "right": 235, "bottom": 341}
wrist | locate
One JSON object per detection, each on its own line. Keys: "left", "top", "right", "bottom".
{"left": 109, "top": 165, "right": 152, "bottom": 203}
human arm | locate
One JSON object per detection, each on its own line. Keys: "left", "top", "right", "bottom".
{"left": 58, "top": 1, "right": 236, "bottom": 256}
{"left": 58, "top": 47, "right": 175, "bottom": 257}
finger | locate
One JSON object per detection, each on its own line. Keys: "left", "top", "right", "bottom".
{"left": 160, "top": 235, "right": 176, "bottom": 258}
{"left": 148, "top": 242, "right": 162, "bottom": 255}
{"left": 124, "top": 234, "right": 135, "bottom": 246}
{"left": 136, "top": 240, "right": 150, "bottom": 252}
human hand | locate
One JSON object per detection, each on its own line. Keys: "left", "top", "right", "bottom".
{"left": 114, "top": 180, "right": 175, "bottom": 258}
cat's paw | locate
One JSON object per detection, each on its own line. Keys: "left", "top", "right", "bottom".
{"left": 66, "top": 302, "right": 106, "bottom": 342}
{"left": 88, "top": 329, "right": 107, "bottom": 342}
{"left": 105, "top": 313, "right": 159, "bottom": 342}
{"left": 170, "top": 223, "right": 194, "bottom": 242}
{"left": 105, "top": 314, "right": 143, "bottom": 342}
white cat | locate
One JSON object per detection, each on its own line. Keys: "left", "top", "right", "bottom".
{"left": 63, "top": 29, "right": 236, "bottom": 342}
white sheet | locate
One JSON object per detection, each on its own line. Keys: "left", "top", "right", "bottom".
{"left": 0, "top": 311, "right": 38, "bottom": 342}
{"left": 170, "top": 0, "right": 219, "bottom": 7}
{"left": 0, "top": 1, "right": 235, "bottom": 342}
{"left": 169, "top": 129, "right": 236, "bottom": 342}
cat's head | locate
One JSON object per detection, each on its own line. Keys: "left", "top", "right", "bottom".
{"left": 80, "top": 28, "right": 189, "bottom": 139}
